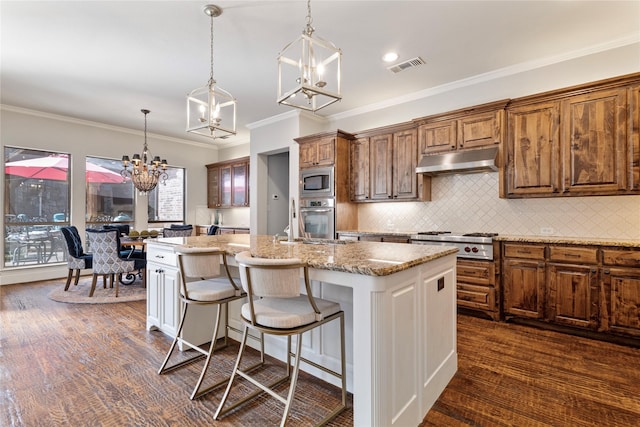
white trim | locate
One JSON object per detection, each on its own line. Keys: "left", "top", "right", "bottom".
{"left": 0, "top": 104, "right": 222, "bottom": 150}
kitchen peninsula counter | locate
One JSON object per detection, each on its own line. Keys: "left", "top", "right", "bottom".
{"left": 145, "top": 235, "right": 458, "bottom": 426}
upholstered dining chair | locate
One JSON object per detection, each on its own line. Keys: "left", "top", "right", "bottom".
{"left": 60, "top": 226, "right": 93, "bottom": 291}
{"left": 85, "top": 229, "right": 146, "bottom": 297}
{"left": 102, "top": 224, "right": 145, "bottom": 259}
{"left": 214, "top": 251, "right": 347, "bottom": 426}
{"left": 163, "top": 225, "right": 193, "bottom": 237}
{"left": 158, "top": 246, "right": 263, "bottom": 400}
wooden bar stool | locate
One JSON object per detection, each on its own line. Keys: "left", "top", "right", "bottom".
{"left": 214, "top": 251, "right": 347, "bottom": 426}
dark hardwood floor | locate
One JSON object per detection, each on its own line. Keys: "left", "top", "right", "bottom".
{"left": 2, "top": 280, "right": 639, "bottom": 427}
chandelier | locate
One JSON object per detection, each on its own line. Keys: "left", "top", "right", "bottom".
{"left": 277, "top": 0, "right": 342, "bottom": 112}
{"left": 121, "top": 109, "right": 168, "bottom": 194}
{"left": 187, "top": 4, "right": 236, "bottom": 139}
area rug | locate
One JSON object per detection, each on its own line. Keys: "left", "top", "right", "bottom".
{"left": 48, "top": 275, "right": 146, "bottom": 304}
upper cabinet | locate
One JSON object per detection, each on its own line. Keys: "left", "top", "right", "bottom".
{"left": 206, "top": 156, "right": 250, "bottom": 208}
{"left": 298, "top": 135, "right": 336, "bottom": 168}
{"left": 415, "top": 100, "right": 508, "bottom": 156}
{"left": 505, "top": 101, "right": 561, "bottom": 195}
{"left": 349, "top": 124, "right": 429, "bottom": 202}
{"left": 502, "top": 74, "right": 640, "bottom": 198}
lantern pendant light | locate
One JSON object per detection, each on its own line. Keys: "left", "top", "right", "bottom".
{"left": 187, "top": 4, "right": 236, "bottom": 139}
{"left": 277, "top": 0, "right": 342, "bottom": 112}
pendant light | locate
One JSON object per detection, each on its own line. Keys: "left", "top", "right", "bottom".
{"left": 121, "top": 109, "right": 168, "bottom": 194}
{"left": 277, "top": 0, "right": 342, "bottom": 112}
{"left": 187, "top": 4, "right": 236, "bottom": 139}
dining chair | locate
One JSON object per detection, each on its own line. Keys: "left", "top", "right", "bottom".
{"left": 163, "top": 225, "right": 193, "bottom": 237}
{"left": 158, "top": 245, "right": 263, "bottom": 400}
{"left": 102, "top": 224, "right": 145, "bottom": 259}
{"left": 214, "top": 251, "right": 347, "bottom": 426}
{"left": 207, "top": 225, "right": 219, "bottom": 235}
{"left": 85, "top": 229, "right": 146, "bottom": 297}
{"left": 60, "top": 226, "right": 93, "bottom": 290}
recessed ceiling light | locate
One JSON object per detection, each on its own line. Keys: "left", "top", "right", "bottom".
{"left": 382, "top": 52, "right": 399, "bottom": 63}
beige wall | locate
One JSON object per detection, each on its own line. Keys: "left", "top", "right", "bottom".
{"left": 1, "top": 107, "right": 220, "bottom": 284}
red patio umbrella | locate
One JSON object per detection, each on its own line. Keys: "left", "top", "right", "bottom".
{"left": 5, "top": 154, "right": 127, "bottom": 183}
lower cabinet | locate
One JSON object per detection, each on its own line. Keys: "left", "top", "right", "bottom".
{"left": 601, "top": 248, "right": 640, "bottom": 338}
{"left": 146, "top": 245, "right": 180, "bottom": 336}
{"left": 456, "top": 259, "right": 499, "bottom": 321}
{"left": 503, "top": 244, "right": 546, "bottom": 319}
{"left": 146, "top": 244, "right": 219, "bottom": 349}
{"left": 502, "top": 242, "right": 640, "bottom": 340}
{"left": 548, "top": 263, "right": 599, "bottom": 329}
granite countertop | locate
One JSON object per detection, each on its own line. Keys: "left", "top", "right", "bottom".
{"left": 338, "top": 229, "right": 640, "bottom": 248}
{"left": 338, "top": 229, "right": 416, "bottom": 237}
{"left": 495, "top": 234, "right": 640, "bottom": 248}
{"left": 148, "top": 234, "right": 458, "bottom": 276}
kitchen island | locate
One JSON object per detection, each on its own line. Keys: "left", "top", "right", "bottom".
{"left": 146, "top": 234, "right": 458, "bottom": 426}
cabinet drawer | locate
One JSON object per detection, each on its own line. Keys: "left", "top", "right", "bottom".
{"left": 457, "top": 284, "right": 496, "bottom": 311}
{"left": 457, "top": 260, "right": 495, "bottom": 286}
{"left": 549, "top": 246, "right": 598, "bottom": 264}
{"left": 602, "top": 249, "right": 640, "bottom": 267}
{"left": 503, "top": 243, "right": 545, "bottom": 260}
{"left": 147, "top": 246, "right": 177, "bottom": 267}
{"left": 381, "top": 236, "right": 410, "bottom": 243}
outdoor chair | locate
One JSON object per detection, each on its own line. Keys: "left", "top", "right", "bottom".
{"left": 158, "top": 246, "right": 263, "bottom": 400}
{"left": 214, "top": 251, "right": 347, "bottom": 426}
{"left": 60, "top": 226, "right": 93, "bottom": 290}
{"left": 85, "top": 229, "right": 146, "bottom": 297}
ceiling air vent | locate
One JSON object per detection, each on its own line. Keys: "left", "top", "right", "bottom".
{"left": 387, "top": 56, "right": 426, "bottom": 74}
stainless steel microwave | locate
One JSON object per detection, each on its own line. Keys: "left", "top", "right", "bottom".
{"left": 300, "top": 167, "right": 334, "bottom": 198}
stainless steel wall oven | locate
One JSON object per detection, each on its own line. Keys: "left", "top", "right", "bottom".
{"left": 299, "top": 198, "right": 335, "bottom": 239}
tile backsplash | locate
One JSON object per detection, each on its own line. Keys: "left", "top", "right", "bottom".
{"left": 357, "top": 172, "right": 640, "bottom": 239}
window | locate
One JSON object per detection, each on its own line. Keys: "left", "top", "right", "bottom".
{"left": 85, "top": 156, "right": 133, "bottom": 229}
{"left": 148, "top": 166, "right": 185, "bottom": 223}
{"left": 4, "top": 147, "right": 70, "bottom": 268}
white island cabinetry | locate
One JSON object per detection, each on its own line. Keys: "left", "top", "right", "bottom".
{"left": 146, "top": 242, "right": 216, "bottom": 350}
{"left": 145, "top": 235, "right": 457, "bottom": 427}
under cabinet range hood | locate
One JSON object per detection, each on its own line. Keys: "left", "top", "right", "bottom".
{"left": 415, "top": 146, "right": 499, "bottom": 175}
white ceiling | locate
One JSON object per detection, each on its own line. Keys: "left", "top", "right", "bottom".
{"left": 2, "top": 1, "right": 639, "bottom": 146}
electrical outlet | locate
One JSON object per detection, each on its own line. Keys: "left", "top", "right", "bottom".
{"left": 540, "top": 227, "right": 555, "bottom": 235}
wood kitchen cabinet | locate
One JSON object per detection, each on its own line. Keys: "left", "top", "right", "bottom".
{"left": 349, "top": 125, "right": 429, "bottom": 202}
{"left": 561, "top": 88, "right": 628, "bottom": 193}
{"left": 502, "top": 239, "right": 640, "bottom": 340}
{"left": 547, "top": 245, "right": 599, "bottom": 330}
{"left": 416, "top": 100, "right": 507, "bottom": 155}
{"left": 349, "top": 137, "right": 370, "bottom": 202}
{"left": 503, "top": 73, "right": 640, "bottom": 198}
{"left": 505, "top": 101, "right": 561, "bottom": 196}
{"left": 502, "top": 243, "right": 546, "bottom": 319}
{"left": 369, "top": 132, "right": 393, "bottom": 200}
{"left": 457, "top": 259, "right": 499, "bottom": 321}
{"left": 206, "top": 156, "right": 249, "bottom": 208}
{"left": 299, "top": 135, "right": 336, "bottom": 168}
{"left": 601, "top": 248, "right": 640, "bottom": 338}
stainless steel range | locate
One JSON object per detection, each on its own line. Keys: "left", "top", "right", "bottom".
{"left": 410, "top": 231, "right": 497, "bottom": 261}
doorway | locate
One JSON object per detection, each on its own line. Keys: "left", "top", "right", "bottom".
{"left": 266, "top": 152, "right": 290, "bottom": 235}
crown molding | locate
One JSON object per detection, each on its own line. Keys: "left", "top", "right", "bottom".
{"left": 329, "top": 34, "right": 640, "bottom": 122}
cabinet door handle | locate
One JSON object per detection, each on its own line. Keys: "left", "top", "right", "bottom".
{"left": 155, "top": 254, "right": 165, "bottom": 259}
{"left": 565, "top": 253, "right": 581, "bottom": 258}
